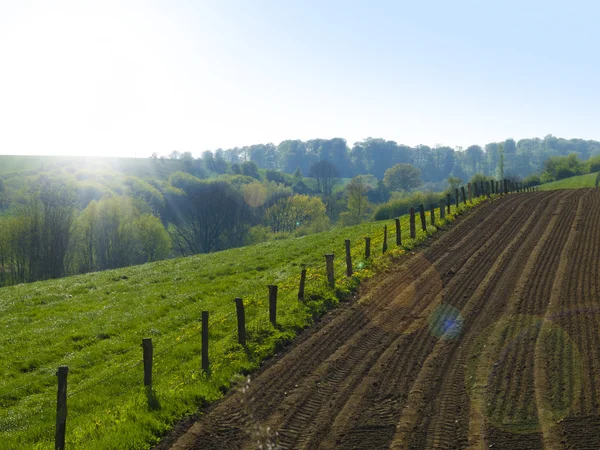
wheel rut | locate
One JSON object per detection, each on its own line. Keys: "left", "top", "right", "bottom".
{"left": 163, "top": 190, "right": 600, "bottom": 450}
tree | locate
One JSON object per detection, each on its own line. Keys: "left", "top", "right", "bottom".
{"left": 165, "top": 177, "right": 252, "bottom": 254}
{"left": 542, "top": 154, "right": 585, "bottom": 181}
{"left": 447, "top": 175, "right": 463, "bottom": 191}
{"left": 181, "top": 151, "right": 194, "bottom": 173}
{"left": 345, "top": 176, "right": 370, "bottom": 225}
{"left": 383, "top": 164, "right": 422, "bottom": 192}
{"left": 465, "top": 145, "right": 484, "bottom": 174}
{"left": 498, "top": 144, "right": 505, "bottom": 180}
{"left": 309, "top": 160, "right": 340, "bottom": 196}
{"left": 241, "top": 161, "right": 260, "bottom": 179}
{"left": 136, "top": 214, "right": 171, "bottom": 262}
{"left": 293, "top": 166, "right": 303, "bottom": 179}
{"left": 37, "top": 184, "right": 77, "bottom": 279}
{"left": 264, "top": 195, "right": 328, "bottom": 233}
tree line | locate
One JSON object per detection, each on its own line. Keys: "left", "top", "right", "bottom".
{"left": 195, "top": 134, "right": 600, "bottom": 183}
{"left": 2, "top": 134, "right": 599, "bottom": 288}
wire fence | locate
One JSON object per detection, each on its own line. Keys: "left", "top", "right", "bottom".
{"left": 0, "top": 181, "right": 531, "bottom": 449}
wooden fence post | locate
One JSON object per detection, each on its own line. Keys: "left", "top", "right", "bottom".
{"left": 409, "top": 207, "right": 416, "bottom": 239}
{"left": 234, "top": 298, "right": 246, "bottom": 346}
{"left": 345, "top": 239, "right": 352, "bottom": 276}
{"left": 495, "top": 181, "right": 499, "bottom": 194}
{"left": 419, "top": 204, "right": 427, "bottom": 232}
{"left": 142, "top": 338, "right": 153, "bottom": 387}
{"left": 365, "top": 237, "right": 371, "bottom": 258}
{"left": 201, "top": 311, "right": 209, "bottom": 372}
{"left": 467, "top": 183, "right": 472, "bottom": 203}
{"left": 430, "top": 203, "right": 435, "bottom": 226}
{"left": 382, "top": 226, "right": 388, "bottom": 253}
{"left": 325, "top": 254, "right": 335, "bottom": 289}
{"left": 440, "top": 199, "right": 445, "bottom": 219}
{"left": 480, "top": 180, "right": 485, "bottom": 197}
{"left": 461, "top": 186, "right": 467, "bottom": 205}
{"left": 446, "top": 193, "right": 451, "bottom": 213}
{"left": 268, "top": 285, "right": 278, "bottom": 327}
{"left": 455, "top": 189, "right": 459, "bottom": 208}
{"left": 298, "top": 267, "right": 306, "bottom": 301}
{"left": 55, "top": 366, "right": 68, "bottom": 450}
{"left": 395, "top": 218, "right": 401, "bottom": 246}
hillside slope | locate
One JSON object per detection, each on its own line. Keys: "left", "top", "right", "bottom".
{"left": 539, "top": 171, "right": 598, "bottom": 190}
{"left": 0, "top": 197, "right": 482, "bottom": 449}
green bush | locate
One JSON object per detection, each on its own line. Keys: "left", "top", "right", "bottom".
{"left": 373, "top": 191, "right": 444, "bottom": 220}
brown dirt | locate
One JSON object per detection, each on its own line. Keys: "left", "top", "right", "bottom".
{"left": 161, "top": 189, "right": 600, "bottom": 450}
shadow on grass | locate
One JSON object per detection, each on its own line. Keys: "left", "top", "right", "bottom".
{"left": 146, "top": 386, "right": 161, "bottom": 411}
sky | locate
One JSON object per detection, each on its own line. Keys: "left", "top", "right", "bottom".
{"left": 0, "top": 0, "right": 599, "bottom": 157}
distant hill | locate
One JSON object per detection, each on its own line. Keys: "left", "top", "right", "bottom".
{"left": 539, "top": 172, "right": 599, "bottom": 190}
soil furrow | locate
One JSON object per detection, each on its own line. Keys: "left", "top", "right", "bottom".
{"left": 161, "top": 189, "right": 600, "bottom": 450}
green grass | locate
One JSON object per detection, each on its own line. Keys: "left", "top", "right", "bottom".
{"left": 538, "top": 172, "right": 598, "bottom": 190}
{"left": 0, "top": 196, "right": 488, "bottom": 449}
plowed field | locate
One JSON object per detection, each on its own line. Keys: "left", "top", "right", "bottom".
{"left": 166, "top": 189, "right": 600, "bottom": 450}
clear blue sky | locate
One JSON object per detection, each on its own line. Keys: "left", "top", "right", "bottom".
{"left": 0, "top": 0, "right": 598, "bottom": 157}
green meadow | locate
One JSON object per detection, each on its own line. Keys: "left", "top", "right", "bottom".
{"left": 0, "top": 197, "right": 484, "bottom": 449}
{"left": 538, "top": 172, "right": 599, "bottom": 190}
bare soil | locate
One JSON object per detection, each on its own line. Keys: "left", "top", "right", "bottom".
{"left": 162, "top": 189, "right": 600, "bottom": 450}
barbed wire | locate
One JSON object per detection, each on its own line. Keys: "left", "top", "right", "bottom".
{"left": 68, "top": 356, "right": 144, "bottom": 399}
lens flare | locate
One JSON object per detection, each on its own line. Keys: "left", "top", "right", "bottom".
{"left": 427, "top": 304, "right": 463, "bottom": 339}
{"left": 465, "top": 314, "right": 584, "bottom": 435}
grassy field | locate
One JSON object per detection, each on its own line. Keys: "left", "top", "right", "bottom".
{"left": 0, "top": 196, "right": 487, "bottom": 449}
{"left": 538, "top": 172, "right": 599, "bottom": 190}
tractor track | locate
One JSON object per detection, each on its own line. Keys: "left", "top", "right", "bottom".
{"left": 162, "top": 189, "right": 600, "bottom": 450}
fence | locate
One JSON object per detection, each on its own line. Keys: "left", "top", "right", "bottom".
{"left": 1, "top": 179, "right": 536, "bottom": 449}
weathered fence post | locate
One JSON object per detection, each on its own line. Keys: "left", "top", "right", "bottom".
{"left": 365, "top": 237, "right": 371, "bottom": 258}
{"left": 419, "top": 204, "right": 427, "bottom": 232}
{"left": 446, "top": 193, "right": 451, "bottom": 213}
{"left": 55, "top": 366, "right": 68, "bottom": 450}
{"left": 142, "top": 338, "right": 153, "bottom": 387}
{"left": 268, "top": 285, "right": 278, "bottom": 327}
{"left": 467, "top": 183, "right": 472, "bottom": 203}
{"left": 461, "top": 186, "right": 467, "bottom": 205}
{"left": 234, "top": 298, "right": 246, "bottom": 346}
{"left": 440, "top": 199, "right": 446, "bottom": 219}
{"left": 496, "top": 181, "right": 499, "bottom": 194}
{"left": 298, "top": 266, "right": 306, "bottom": 301}
{"left": 455, "top": 189, "right": 459, "bottom": 208}
{"left": 345, "top": 239, "right": 353, "bottom": 276}
{"left": 382, "top": 226, "right": 388, "bottom": 253}
{"left": 201, "top": 311, "right": 209, "bottom": 372}
{"left": 395, "top": 218, "right": 401, "bottom": 246}
{"left": 325, "top": 254, "right": 335, "bottom": 288}
{"left": 430, "top": 203, "right": 435, "bottom": 226}
{"left": 409, "top": 207, "right": 416, "bottom": 239}
{"left": 480, "top": 180, "right": 485, "bottom": 197}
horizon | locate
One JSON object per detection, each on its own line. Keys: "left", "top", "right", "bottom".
{"left": 1, "top": 1, "right": 599, "bottom": 158}
{"left": 0, "top": 132, "right": 597, "bottom": 160}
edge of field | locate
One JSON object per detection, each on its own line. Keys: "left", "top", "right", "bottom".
{"left": 152, "top": 194, "right": 499, "bottom": 449}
